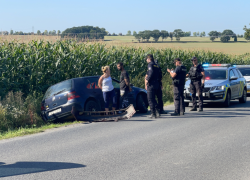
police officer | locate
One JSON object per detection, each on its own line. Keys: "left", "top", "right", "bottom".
{"left": 155, "top": 60, "right": 168, "bottom": 114}
{"left": 145, "top": 54, "right": 160, "bottom": 119}
{"left": 167, "top": 58, "right": 187, "bottom": 116}
{"left": 187, "top": 57, "right": 205, "bottom": 112}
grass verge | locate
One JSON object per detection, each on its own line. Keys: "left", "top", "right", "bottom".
{"left": 0, "top": 121, "right": 82, "bottom": 140}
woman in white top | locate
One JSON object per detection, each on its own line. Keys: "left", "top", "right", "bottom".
{"left": 98, "top": 66, "right": 117, "bottom": 114}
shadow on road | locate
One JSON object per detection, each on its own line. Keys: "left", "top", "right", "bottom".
{"left": 0, "top": 161, "right": 86, "bottom": 178}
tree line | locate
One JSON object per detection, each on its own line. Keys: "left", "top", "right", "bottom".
{"left": 127, "top": 29, "right": 191, "bottom": 42}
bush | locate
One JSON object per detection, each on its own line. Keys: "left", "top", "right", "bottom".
{"left": 0, "top": 92, "right": 44, "bottom": 133}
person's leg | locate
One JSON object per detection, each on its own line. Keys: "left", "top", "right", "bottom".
{"left": 195, "top": 81, "right": 203, "bottom": 110}
{"left": 147, "top": 85, "right": 156, "bottom": 117}
{"left": 174, "top": 86, "right": 180, "bottom": 114}
{"left": 111, "top": 89, "right": 117, "bottom": 112}
{"left": 103, "top": 91, "right": 110, "bottom": 115}
{"left": 120, "top": 90, "right": 129, "bottom": 109}
{"left": 180, "top": 85, "right": 185, "bottom": 114}
{"left": 190, "top": 81, "right": 197, "bottom": 110}
{"left": 156, "top": 87, "right": 164, "bottom": 112}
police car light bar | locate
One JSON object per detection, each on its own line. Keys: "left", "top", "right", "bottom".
{"left": 202, "top": 64, "right": 231, "bottom": 67}
{"left": 233, "top": 65, "right": 250, "bottom": 67}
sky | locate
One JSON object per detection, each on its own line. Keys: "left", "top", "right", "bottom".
{"left": 0, "top": 0, "right": 249, "bottom": 35}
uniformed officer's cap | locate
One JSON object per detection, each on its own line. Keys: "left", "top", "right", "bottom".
{"left": 191, "top": 57, "right": 197, "bottom": 61}
{"left": 173, "top": 58, "right": 181, "bottom": 64}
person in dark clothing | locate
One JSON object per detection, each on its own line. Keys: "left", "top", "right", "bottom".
{"left": 167, "top": 58, "right": 187, "bottom": 116}
{"left": 187, "top": 57, "right": 205, "bottom": 112}
{"left": 145, "top": 54, "right": 160, "bottom": 119}
{"left": 117, "top": 62, "right": 132, "bottom": 109}
{"left": 154, "top": 60, "right": 168, "bottom": 114}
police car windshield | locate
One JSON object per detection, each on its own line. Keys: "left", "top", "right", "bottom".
{"left": 205, "top": 70, "right": 227, "bottom": 80}
{"left": 238, "top": 68, "right": 250, "bottom": 76}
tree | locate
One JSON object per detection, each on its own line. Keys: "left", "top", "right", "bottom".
{"left": 37, "top": 30, "right": 41, "bottom": 35}
{"left": 141, "top": 30, "right": 151, "bottom": 42}
{"left": 126, "top": 30, "right": 131, "bottom": 36}
{"left": 133, "top": 31, "right": 137, "bottom": 36}
{"left": 151, "top": 30, "right": 161, "bottom": 42}
{"left": 173, "top": 29, "right": 184, "bottom": 41}
{"left": 57, "top": 30, "right": 61, "bottom": 35}
{"left": 169, "top": 32, "right": 173, "bottom": 41}
{"left": 243, "top": 24, "right": 250, "bottom": 41}
{"left": 44, "top": 30, "right": 48, "bottom": 35}
{"left": 184, "top": 31, "right": 191, "bottom": 37}
{"left": 10, "top": 30, "right": 13, "bottom": 35}
{"left": 160, "top": 30, "right": 169, "bottom": 41}
{"left": 193, "top": 32, "right": 197, "bottom": 37}
{"left": 134, "top": 33, "right": 141, "bottom": 42}
{"left": 220, "top": 29, "right": 236, "bottom": 42}
{"left": 208, "top": 31, "right": 220, "bottom": 42}
{"left": 52, "top": 30, "right": 56, "bottom": 35}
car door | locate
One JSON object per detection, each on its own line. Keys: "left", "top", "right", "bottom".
{"left": 234, "top": 69, "right": 244, "bottom": 98}
{"left": 85, "top": 77, "right": 104, "bottom": 110}
{"left": 229, "top": 69, "right": 238, "bottom": 98}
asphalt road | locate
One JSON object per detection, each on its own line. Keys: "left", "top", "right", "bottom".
{"left": 1, "top": 99, "right": 250, "bottom": 180}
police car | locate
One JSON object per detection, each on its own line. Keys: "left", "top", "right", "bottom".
{"left": 233, "top": 65, "right": 250, "bottom": 94}
{"left": 184, "top": 64, "right": 247, "bottom": 107}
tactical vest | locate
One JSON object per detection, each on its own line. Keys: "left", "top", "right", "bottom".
{"left": 189, "top": 64, "right": 203, "bottom": 80}
{"left": 173, "top": 65, "right": 187, "bottom": 86}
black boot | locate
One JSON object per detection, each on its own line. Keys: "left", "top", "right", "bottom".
{"left": 171, "top": 112, "right": 180, "bottom": 116}
{"left": 189, "top": 107, "right": 197, "bottom": 111}
{"left": 148, "top": 113, "right": 157, "bottom": 119}
{"left": 198, "top": 108, "right": 203, "bottom": 112}
{"left": 160, "top": 110, "right": 168, "bottom": 114}
{"left": 180, "top": 112, "right": 184, "bottom": 115}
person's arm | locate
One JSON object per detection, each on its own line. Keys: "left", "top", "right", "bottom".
{"left": 146, "top": 64, "right": 154, "bottom": 82}
{"left": 98, "top": 76, "right": 103, "bottom": 90}
{"left": 167, "top": 68, "right": 177, "bottom": 78}
{"left": 124, "top": 78, "right": 132, "bottom": 92}
{"left": 145, "top": 74, "right": 148, "bottom": 90}
{"left": 201, "top": 72, "right": 205, "bottom": 84}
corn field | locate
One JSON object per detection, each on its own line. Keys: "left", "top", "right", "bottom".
{"left": 0, "top": 40, "right": 250, "bottom": 99}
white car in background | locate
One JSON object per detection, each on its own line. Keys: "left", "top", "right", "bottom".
{"left": 233, "top": 65, "right": 250, "bottom": 94}
{"left": 184, "top": 64, "right": 247, "bottom": 107}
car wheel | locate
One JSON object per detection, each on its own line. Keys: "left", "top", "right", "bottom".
{"left": 185, "top": 102, "right": 189, "bottom": 107}
{"left": 137, "top": 93, "right": 148, "bottom": 113}
{"left": 239, "top": 88, "right": 247, "bottom": 103}
{"left": 85, "top": 100, "right": 100, "bottom": 111}
{"left": 223, "top": 90, "right": 231, "bottom": 107}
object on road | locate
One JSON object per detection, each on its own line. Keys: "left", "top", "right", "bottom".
{"left": 71, "top": 104, "right": 136, "bottom": 122}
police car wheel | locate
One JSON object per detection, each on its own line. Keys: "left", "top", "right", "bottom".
{"left": 185, "top": 102, "right": 189, "bottom": 107}
{"left": 239, "top": 89, "right": 247, "bottom": 103}
{"left": 223, "top": 91, "right": 231, "bottom": 107}
{"left": 137, "top": 93, "right": 148, "bottom": 113}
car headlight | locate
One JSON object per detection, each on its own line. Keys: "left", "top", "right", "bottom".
{"left": 210, "top": 86, "right": 225, "bottom": 91}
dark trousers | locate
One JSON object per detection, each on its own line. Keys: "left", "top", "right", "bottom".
{"left": 174, "top": 85, "right": 185, "bottom": 114}
{"left": 147, "top": 85, "right": 159, "bottom": 114}
{"left": 103, "top": 89, "right": 117, "bottom": 109}
{"left": 156, "top": 87, "right": 163, "bottom": 111}
{"left": 190, "top": 80, "right": 203, "bottom": 109}
{"left": 119, "top": 90, "right": 129, "bottom": 109}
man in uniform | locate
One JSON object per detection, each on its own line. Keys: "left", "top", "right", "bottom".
{"left": 117, "top": 62, "right": 132, "bottom": 109}
{"left": 187, "top": 57, "right": 205, "bottom": 112}
{"left": 167, "top": 58, "right": 187, "bottom": 116}
{"left": 145, "top": 54, "right": 160, "bottom": 119}
{"left": 154, "top": 60, "right": 168, "bottom": 114}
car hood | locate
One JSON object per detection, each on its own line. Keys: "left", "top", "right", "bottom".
{"left": 185, "top": 79, "right": 228, "bottom": 88}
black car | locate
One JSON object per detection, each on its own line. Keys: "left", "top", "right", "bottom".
{"left": 41, "top": 76, "right": 148, "bottom": 122}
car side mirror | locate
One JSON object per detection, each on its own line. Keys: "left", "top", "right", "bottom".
{"left": 130, "top": 84, "right": 134, "bottom": 87}
{"left": 230, "top": 76, "right": 238, "bottom": 81}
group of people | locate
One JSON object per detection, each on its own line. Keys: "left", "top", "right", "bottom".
{"left": 97, "top": 54, "right": 205, "bottom": 119}
{"left": 145, "top": 54, "right": 205, "bottom": 118}
{"left": 98, "top": 62, "right": 132, "bottom": 115}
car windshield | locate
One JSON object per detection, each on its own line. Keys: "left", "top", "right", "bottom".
{"left": 205, "top": 70, "right": 227, "bottom": 80}
{"left": 43, "top": 79, "right": 72, "bottom": 100}
{"left": 238, "top": 68, "right": 250, "bottom": 76}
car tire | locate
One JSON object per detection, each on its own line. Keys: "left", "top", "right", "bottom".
{"left": 85, "top": 100, "right": 100, "bottom": 111}
{"left": 239, "top": 88, "right": 247, "bottom": 103}
{"left": 185, "top": 102, "right": 189, "bottom": 107}
{"left": 223, "top": 90, "right": 231, "bottom": 107}
{"left": 136, "top": 93, "right": 148, "bottom": 113}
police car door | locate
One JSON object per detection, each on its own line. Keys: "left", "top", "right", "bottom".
{"left": 229, "top": 69, "right": 238, "bottom": 98}
{"left": 233, "top": 69, "right": 243, "bottom": 98}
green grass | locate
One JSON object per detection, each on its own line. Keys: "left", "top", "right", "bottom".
{"left": 0, "top": 121, "right": 83, "bottom": 140}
